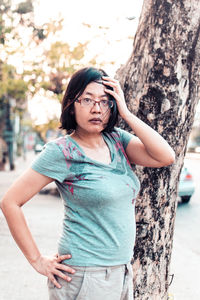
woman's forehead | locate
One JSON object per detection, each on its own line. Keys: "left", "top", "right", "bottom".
{"left": 83, "top": 81, "right": 106, "bottom": 96}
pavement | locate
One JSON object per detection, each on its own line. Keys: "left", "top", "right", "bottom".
{"left": 169, "top": 154, "right": 200, "bottom": 300}
{"left": 0, "top": 152, "right": 62, "bottom": 300}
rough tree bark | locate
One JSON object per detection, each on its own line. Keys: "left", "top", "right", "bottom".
{"left": 116, "top": 1, "right": 200, "bottom": 299}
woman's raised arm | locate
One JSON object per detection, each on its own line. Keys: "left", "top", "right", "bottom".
{"left": 103, "top": 76, "right": 175, "bottom": 167}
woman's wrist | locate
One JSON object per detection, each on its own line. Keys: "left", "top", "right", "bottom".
{"left": 120, "top": 109, "right": 132, "bottom": 122}
{"left": 28, "top": 252, "right": 42, "bottom": 266}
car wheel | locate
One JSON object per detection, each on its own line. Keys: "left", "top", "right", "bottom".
{"left": 181, "top": 196, "right": 191, "bottom": 203}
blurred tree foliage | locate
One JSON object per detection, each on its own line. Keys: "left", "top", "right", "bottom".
{"left": 0, "top": 0, "right": 94, "bottom": 139}
{"left": 0, "top": 0, "right": 31, "bottom": 133}
{"left": 0, "top": 62, "right": 28, "bottom": 104}
{"left": 41, "top": 41, "right": 87, "bottom": 96}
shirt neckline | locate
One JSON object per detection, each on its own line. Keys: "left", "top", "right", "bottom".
{"left": 67, "top": 133, "right": 115, "bottom": 166}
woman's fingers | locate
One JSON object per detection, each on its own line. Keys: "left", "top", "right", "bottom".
{"left": 56, "top": 254, "right": 72, "bottom": 263}
{"left": 102, "top": 76, "right": 120, "bottom": 88}
{"left": 103, "top": 80, "right": 120, "bottom": 90}
{"left": 56, "top": 262, "right": 75, "bottom": 274}
{"left": 102, "top": 77, "right": 123, "bottom": 98}
{"left": 48, "top": 266, "right": 73, "bottom": 289}
{"left": 54, "top": 268, "right": 73, "bottom": 282}
{"left": 102, "top": 76, "right": 117, "bottom": 83}
{"left": 55, "top": 253, "right": 75, "bottom": 274}
{"left": 48, "top": 274, "right": 62, "bottom": 289}
{"left": 102, "top": 76, "right": 130, "bottom": 119}
{"left": 47, "top": 254, "right": 76, "bottom": 288}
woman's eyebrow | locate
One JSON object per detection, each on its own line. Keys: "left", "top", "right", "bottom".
{"left": 84, "top": 92, "right": 108, "bottom": 98}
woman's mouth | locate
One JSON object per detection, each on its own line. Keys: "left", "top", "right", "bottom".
{"left": 89, "top": 118, "right": 102, "bottom": 124}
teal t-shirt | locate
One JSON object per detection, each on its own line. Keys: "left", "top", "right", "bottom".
{"left": 31, "top": 127, "right": 140, "bottom": 266}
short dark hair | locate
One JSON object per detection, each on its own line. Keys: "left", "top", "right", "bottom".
{"left": 60, "top": 67, "right": 118, "bottom": 133}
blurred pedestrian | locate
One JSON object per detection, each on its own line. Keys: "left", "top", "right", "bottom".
{"left": 0, "top": 67, "right": 175, "bottom": 300}
{"left": 0, "top": 137, "right": 7, "bottom": 171}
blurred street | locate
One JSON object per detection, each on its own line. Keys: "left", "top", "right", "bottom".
{"left": 169, "top": 153, "right": 200, "bottom": 300}
{"left": 0, "top": 152, "right": 200, "bottom": 300}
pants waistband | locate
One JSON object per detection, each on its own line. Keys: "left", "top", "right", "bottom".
{"left": 63, "top": 262, "right": 131, "bottom": 272}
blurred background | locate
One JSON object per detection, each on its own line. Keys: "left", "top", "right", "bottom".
{"left": 0, "top": 0, "right": 143, "bottom": 170}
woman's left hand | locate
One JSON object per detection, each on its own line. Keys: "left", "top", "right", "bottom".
{"left": 102, "top": 76, "right": 130, "bottom": 119}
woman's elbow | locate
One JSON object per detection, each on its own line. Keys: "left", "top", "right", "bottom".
{"left": 0, "top": 195, "right": 17, "bottom": 214}
{"left": 0, "top": 196, "right": 10, "bottom": 213}
{"left": 0, "top": 197, "right": 7, "bottom": 213}
{"left": 162, "top": 150, "right": 176, "bottom": 166}
{"left": 166, "top": 156, "right": 175, "bottom": 166}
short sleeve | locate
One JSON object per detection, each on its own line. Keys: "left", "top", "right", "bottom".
{"left": 115, "top": 127, "right": 134, "bottom": 149}
{"left": 31, "top": 141, "right": 67, "bottom": 182}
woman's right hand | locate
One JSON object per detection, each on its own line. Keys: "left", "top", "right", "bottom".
{"left": 31, "top": 254, "right": 75, "bottom": 289}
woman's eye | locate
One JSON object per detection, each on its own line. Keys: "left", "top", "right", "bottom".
{"left": 101, "top": 100, "right": 109, "bottom": 106}
{"left": 83, "top": 98, "right": 92, "bottom": 103}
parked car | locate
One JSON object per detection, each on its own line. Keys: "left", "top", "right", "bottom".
{"left": 187, "top": 139, "right": 200, "bottom": 153}
{"left": 34, "top": 141, "right": 44, "bottom": 154}
{"left": 178, "top": 165, "right": 195, "bottom": 203}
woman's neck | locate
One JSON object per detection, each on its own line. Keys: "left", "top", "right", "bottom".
{"left": 71, "top": 129, "right": 105, "bottom": 149}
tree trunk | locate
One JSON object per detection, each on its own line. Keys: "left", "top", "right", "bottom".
{"left": 116, "top": 1, "right": 200, "bottom": 299}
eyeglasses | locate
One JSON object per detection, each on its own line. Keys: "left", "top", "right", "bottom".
{"left": 75, "top": 97, "right": 114, "bottom": 111}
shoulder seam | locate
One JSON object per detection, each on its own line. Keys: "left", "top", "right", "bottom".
{"left": 47, "top": 138, "right": 67, "bottom": 159}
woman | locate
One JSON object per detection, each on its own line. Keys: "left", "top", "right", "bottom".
{"left": 0, "top": 67, "right": 175, "bottom": 300}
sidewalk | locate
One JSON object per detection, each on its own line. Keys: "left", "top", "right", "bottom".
{"left": 0, "top": 151, "right": 62, "bottom": 300}
{"left": 0, "top": 151, "right": 35, "bottom": 196}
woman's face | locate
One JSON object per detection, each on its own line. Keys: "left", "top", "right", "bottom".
{"left": 74, "top": 81, "right": 111, "bottom": 134}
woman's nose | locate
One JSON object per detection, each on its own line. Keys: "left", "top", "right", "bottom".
{"left": 91, "top": 101, "right": 101, "bottom": 112}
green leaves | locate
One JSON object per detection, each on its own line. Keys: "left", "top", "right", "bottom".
{"left": 0, "top": 61, "right": 28, "bottom": 104}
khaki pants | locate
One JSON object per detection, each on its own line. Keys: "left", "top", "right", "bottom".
{"left": 48, "top": 263, "right": 134, "bottom": 300}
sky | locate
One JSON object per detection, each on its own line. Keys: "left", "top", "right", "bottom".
{"left": 33, "top": 0, "right": 143, "bottom": 27}
{"left": 33, "top": 0, "right": 143, "bottom": 73}
{"left": 13, "top": 0, "right": 143, "bottom": 125}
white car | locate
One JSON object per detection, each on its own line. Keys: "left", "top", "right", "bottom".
{"left": 34, "top": 143, "right": 44, "bottom": 154}
{"left": 178, "top": 165, "right": 195, "bottom": 203}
